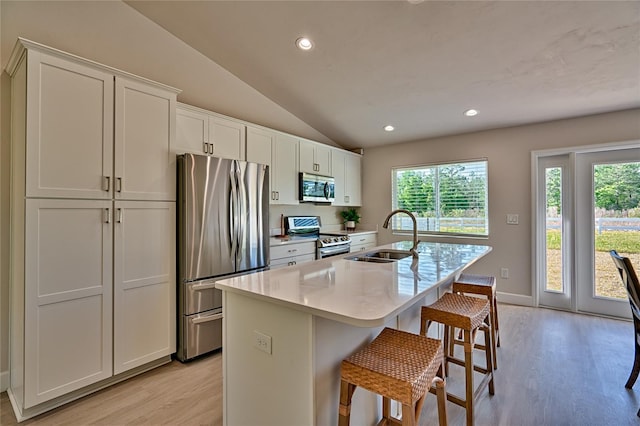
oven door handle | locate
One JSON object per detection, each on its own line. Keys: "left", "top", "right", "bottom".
{"left": 320, "top": 244, "right": 351, "bottom": 257}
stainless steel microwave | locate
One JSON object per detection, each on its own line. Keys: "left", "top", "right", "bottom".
{"left": 299, "top": 172, "right": 335, "bottom": 203}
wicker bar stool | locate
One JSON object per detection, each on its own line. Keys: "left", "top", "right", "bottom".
{"left": 339, "top": 327, "right": 448, "bottom": 426}
{"left": 451, "top": 273, "right": 500, "bottom": 370}
{"left": 421, "top": 293, "right": 494, "bottom": 426}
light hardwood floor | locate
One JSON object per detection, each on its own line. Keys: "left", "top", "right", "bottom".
{"left": 1, "top": 304, "right": 638, "bottom": 425}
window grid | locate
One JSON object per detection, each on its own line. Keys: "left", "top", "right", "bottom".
{"left": 391, "top": 160, "right": 489, "bottom": 237}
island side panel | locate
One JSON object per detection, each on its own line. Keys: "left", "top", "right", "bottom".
{"left": 222, "top": 291, "right": 314, "bottom": 426}
{"left": 313, "top": 316, "right": 389, "bottom": 426}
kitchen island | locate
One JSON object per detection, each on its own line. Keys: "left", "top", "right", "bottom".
{"left": 215, "top": 241, "right": 491, "bottom": 426}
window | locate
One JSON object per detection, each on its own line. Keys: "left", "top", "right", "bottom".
{"left": 391, "top": 159, "right": 489, "bottom": 237}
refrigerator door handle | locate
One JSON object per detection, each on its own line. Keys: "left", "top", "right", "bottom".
{"left": 229, "top": 164, "right": 239, "bottom": 258}
{"left": 191, "top": 281, "right": 218, "bottom": 291}
{"left": 236, "top": 166, "right": 247, "bottom": 260}
{"left": 191, "top": 312, "right": 223, "bottom": 325}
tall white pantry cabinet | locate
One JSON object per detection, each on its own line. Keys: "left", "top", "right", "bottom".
{"left": 6, "top": 39, "right": 180, "bottom": 420}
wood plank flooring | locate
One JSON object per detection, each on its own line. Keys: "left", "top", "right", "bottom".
{"left": 1, "top": 304, "right": 639, "bottom": 425}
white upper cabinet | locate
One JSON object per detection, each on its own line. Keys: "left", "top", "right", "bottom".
{"left": 299, "top": 139, "right": 331, "bottom": 176}
{"left": 175, "top": 105, "right": 209, "bottom": 156}
{"left": 271, "top": 133, "right": 299, "bottom": 205}
{"left": 24, "top": 50, "right": 114, "bottom": 199}
{"left": 174, "top": 103, "right": 245, "bottom": 160}
{"left": 246, "top": 125, "right": 274, "bottom": 166}
{"left": 332, "top": 149, "right": 362, "bottom": 206}
{"left": 19, "top": 48, "right": 177, "bottom": 202}
{"left": 209, "top": 116, "right": 246, "bottom": 160}
{"left": 115, "top": 77, "right": 176, "bottom": 201}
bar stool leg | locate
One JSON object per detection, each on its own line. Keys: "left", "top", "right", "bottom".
{"left": 483, "top": 324, "right": 495, "bottom": 395}
{"left": 433, "top": 376, "right": 448, "bottom": 426}
{"left": 494, "top": 297, "right": 501, "bottom": 347}
{"left": 463, "top": 329, "right": 474, "bottom": 426}
{"left": 338, "top": 380, "right": 356, "bottom": 426}
{"left": 488, "top": 301, "right": 498, "bottom": 370}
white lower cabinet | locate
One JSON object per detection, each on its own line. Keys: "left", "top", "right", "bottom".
{"left": 270, "top": 241, "right": 316, "bottom": 269}
{"left": 113, "top": 201, "right": 176, "bottom": 375}
{"left": 23, "top": 199, "right": 114, "bottom": 408}
{"left": 349, "top": 233, "right": 378, "bottom": 253}
{"left": 15, "top": 198, "right": 176, "bottom": 413}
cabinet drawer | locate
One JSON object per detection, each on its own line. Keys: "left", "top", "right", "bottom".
{"left": 351, "top": 233, "right": 377, "bottom": 246}
{"left": 270, "top": 253, "right": 316, "bottom": 269}
{"left": 271, "top": 242, "right": 316, "bottom": 260}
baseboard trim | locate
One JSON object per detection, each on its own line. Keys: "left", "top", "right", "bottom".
{"left": 7, "top": 356, "right": 171, "bottom": 422}
{"left": 497, "top": 291, "right": 534, "bottom": 307}
{"left": 1, "top": 370, "right": 8, "bottom": 392}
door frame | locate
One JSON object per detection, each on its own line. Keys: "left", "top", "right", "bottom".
{"left": 531, "top": 139, "right": 640, "bottom": 312}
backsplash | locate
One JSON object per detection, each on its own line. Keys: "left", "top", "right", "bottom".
{"left": 269, "top": 205, "right": 342, "bottom": 233}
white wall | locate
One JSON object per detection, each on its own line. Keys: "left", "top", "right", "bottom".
{"left": 361, "top": 109, "right": 640, "bottom": 304}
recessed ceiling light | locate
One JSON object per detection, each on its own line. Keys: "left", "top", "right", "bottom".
{"left": 296, "top": 37, "right": 313, "bottom": 50}
{"left": 464, "top": 109, "right": 478, "bottom": 117}
{"left": 384, "top": 125, "right": 395, "bottom": 132}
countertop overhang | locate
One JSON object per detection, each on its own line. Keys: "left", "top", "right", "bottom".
{"left": 215, "top": 241, "right": 492, "bottom": 327}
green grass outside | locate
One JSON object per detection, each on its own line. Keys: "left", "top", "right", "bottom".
{"left": 547, "top": 230, "right": 640, "bottom": 253}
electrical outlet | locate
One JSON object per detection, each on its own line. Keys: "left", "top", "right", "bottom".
{"left": 501, "top": 268, "right": 509, "bottom": 279}
{"left": 253, "top": 330, "right": 272, "bottom": 354}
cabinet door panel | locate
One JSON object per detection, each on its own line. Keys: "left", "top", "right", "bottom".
{"left": 209, "top": 116, "right": 245, "bottom": 160}
{"left": 315, "top": 143, "right": 332, "bottom": 176}
{"left": 271, "top": 134, "right": 299, "bottom": 205}
{"left": 331, "top": 150, "right": 347, "bottom": 206}
{"left": 175, "top": 106, "right": 209, "bottom": 155}
{"left": 26, "top": 51, "right": 113, "bottom": 199}
{"left": 246, "top": 126, "right": 273, "bottom": 166}
{"left": 345, "top": 153, "right": 362, "bottom": 206}
{"left": 24, "top": 199, "right": 112, "bottom": 407}
{"left": 113, "top": 201, "right": 176, "bottom": 374}
{"left": 115, "top": 77, "right": 176, "bottom": 201}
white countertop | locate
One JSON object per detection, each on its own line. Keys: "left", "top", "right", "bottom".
{"left": 216, "top": 241, "right": 492, "bottom": 327}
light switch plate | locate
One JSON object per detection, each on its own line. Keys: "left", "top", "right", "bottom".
{"left": 506, "top": 214, "right": 519, "bottom": 225}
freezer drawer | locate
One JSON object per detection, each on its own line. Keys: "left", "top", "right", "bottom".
{"left": 183, "top": 279, "right": 222, "bottom": 316}
{"left": 179, "top": 309, "right": 223, "bottom": 361}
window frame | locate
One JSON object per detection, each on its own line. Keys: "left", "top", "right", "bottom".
{"left": 390, "top": 158, "right": 489, "bottom": 238}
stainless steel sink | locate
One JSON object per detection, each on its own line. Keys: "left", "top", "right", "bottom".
{"left": 345, "top": 256, "right": 395, "bottom": 263}
{"left": 346, "top": 249, "right": 412, "bottom": 263}
{"left": 365, "top": 250, "right": 412, "bottom": 260}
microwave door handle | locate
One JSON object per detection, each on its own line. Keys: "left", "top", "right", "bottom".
{"left": 324, "top": 182, "right": 329, "bottom": 199}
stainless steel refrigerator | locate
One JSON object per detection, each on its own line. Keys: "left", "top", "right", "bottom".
{"left": 177, "top": 153, "right": 269, "bottom": 361}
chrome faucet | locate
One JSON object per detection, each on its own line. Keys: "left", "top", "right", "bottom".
{"left": 383, "top": 209, "right": 419, "bottom": 258}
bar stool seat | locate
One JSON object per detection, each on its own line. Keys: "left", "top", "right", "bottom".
{"left": 452, "top": 273, "right": 500, "bottom": 370}
{"left": 421, "top": 292, "right": 494, "bottom": 426}
{"left": 339, "top": 327, "right": 448, "bottom": 426}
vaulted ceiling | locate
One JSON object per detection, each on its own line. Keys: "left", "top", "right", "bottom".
{"left": 126, "top": 0, "right": 640, "bottom": 149}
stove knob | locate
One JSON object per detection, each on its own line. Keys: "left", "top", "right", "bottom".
{"left": 323, "top": 238, "right": 331, "bottom": 244}
{"left": 342, "top": 236, "right": 349, "bottom": 241}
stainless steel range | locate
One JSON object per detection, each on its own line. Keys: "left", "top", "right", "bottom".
{"left": 285, "top": 216, "right": 351, "bottom": 258}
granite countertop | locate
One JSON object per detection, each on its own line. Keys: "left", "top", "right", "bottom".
{"left": 216, "top": 241, "right": 492, "bottom": 327}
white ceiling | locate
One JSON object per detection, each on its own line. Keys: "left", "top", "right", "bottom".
{"left": 125, "top": 0, "right": 640, "bottom": 149}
